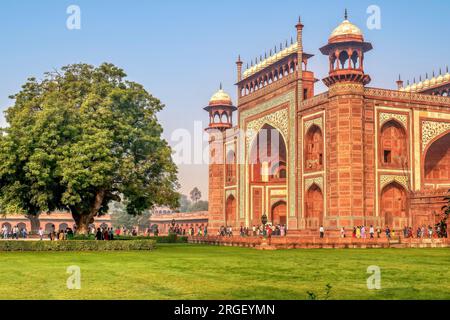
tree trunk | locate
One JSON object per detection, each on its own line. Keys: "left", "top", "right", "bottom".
{"left": 72, "top": 213, "right": 95, "bottom": 235}
{"left": 72, "top": 190, "right": 106, "bottom": 235}
{"left": 26, "top": 214, "right": 41, "bottom": 234}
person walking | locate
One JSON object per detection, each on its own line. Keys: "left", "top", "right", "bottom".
{"left": 340, "top": 227, "right": 346, "bottom": 238}
{"left": 2, "top": 225, "right": 8, "bottom": 239}
{"left": 385, "top": 226, "right": 391, "bottom": 239}
{"left": 361, "top": 226, "right": 366, "bottom": 239}
{"left": 319, "top": 225, "right": 325, "bottom": 239}
{"left": 428, "top": 225, "right": 433, "bottom": 239}
{"left": 95, "top": 228, "right": 103, "bottom": 241}
{"left": 12, "top": 225, "right": 19, "bottom": 240}
{"left": 38, "top": 227, "right": 44, "bottom": 241}
{"left": 376, "top": 226, "right": 382, "bottom": 238}
{"left": 369, "top": 225, "right": 375, "bottom": 239}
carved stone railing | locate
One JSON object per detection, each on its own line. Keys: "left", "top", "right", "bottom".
{"left": 365, "top": 87, "right": 450, "bottom": 106}
{"left": 238, "top": 72, "right": 297, "bottom": 105}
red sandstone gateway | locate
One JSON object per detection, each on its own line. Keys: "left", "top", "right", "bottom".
{"left": 204, "top": 13, "right": 450, "bottom": 236}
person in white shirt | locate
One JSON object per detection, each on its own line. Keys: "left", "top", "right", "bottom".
{"left": 319, "top": 226, "right": 325, "bottom": 238}
{"left": 2, "top": 225, "right": 8, "bottom": 239}
{"left": 38, "top": 227, "right": 44, "bottom": 241}
{"left": 369, "top": 225, "right": 375, "bottom": 239}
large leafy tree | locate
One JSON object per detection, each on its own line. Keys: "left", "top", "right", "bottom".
{"left": 0, "top": 63, "right": 179, "bottom": 234}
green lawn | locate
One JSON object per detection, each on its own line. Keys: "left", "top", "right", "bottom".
{"left": 0, "top": 244, "right": 449, "bottom": 300}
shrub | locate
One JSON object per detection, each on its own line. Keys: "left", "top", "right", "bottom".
{"left": 114, "top": 235, "right": 188, "bottom": 243}
{"left": 0, "top": 240, "right": 155, "bottom": 251}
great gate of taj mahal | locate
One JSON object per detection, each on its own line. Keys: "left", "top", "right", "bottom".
{"left": 204, "top": 13, "right": 450, "bottom": 235}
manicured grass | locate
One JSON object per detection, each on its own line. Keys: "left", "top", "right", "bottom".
{"left": 0, "top": 244, "right": 449, "bottom": 300}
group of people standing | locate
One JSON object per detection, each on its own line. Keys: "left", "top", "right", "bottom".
{"left": 2, "top": 225, "right": 28, "bottom": 239}
{"left": 168, "top": 224, "right": 207, "bottom": 237}
{"left": 403, "top": 225, "right": 448, "bottom": 239}
{"left": 46, "top": 226, "right": 75, "bottom": 241}
{"left": 333, "top": 224, "right": 448, "bottom": 239}
{"left": 337, "top": 226, "right": 386, "bottom": 239}
{"left": 217, "top": 224, "right": 288, "bottom": 237}
{"left": 95, "top": 227, "right": 115, "bottom": 240}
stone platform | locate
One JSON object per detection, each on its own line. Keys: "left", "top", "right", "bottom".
{"left": 188, "top": 236, "right": 450, "bottom": 249}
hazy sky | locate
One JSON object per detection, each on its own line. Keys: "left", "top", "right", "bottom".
{"left": 1, "top": 0, "right": 449, "bottom": 198}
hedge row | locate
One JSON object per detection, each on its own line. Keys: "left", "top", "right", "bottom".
{"left": 0, "top": 240, "right": 156, "bottom": 251}
{"left": 71, "top": 234, "right": 188, "bottom": 243}
{"left": 115, "top": 235, "right": 188, "bottom": 243}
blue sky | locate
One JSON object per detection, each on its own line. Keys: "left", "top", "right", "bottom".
{"left": 1, "top": 0, "right": 449, "bottom": 197}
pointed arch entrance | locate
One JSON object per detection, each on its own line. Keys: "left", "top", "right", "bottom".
{"left": 305, "top": 184, "right": 324, "bottom": 229}
{"left": 271, "top": 201, "right": 287, "bottom": 226}
{"left": 225, "top": 195, "right": 236, "bottom": 227}
{"left": 380, "top": 182, "right": 408, "bottom": 229}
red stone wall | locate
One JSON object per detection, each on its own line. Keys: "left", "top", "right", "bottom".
{"left": 207, "top": 131, "right": 226, "bottom": 233}
{"left": 410, "top": 191, "right": 448, "bottom": 228}
{"left": 326, "top": 84, "right": 366, "bottom": 228}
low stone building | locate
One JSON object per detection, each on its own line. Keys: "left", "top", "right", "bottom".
{"left": 148, "top": 211, "right": 208, "bottom": 234}
{"left": 0, "top": 213, "right": 112, "bottom": 234}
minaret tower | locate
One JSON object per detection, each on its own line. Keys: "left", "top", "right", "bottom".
{"left": 204, "top": 85, "right": 236, "bottom": 233}
{"left": 319, "top": 11, "right": 375, "bottom": 228}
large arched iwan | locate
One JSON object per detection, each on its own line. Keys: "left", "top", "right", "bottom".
{"left": 424, "top": 131, "right": 450, "bottom": 189}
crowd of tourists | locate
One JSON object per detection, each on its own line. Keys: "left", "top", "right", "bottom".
{"left": 217, "top": 224, "right": 288, "bottom": 237}
{"left": 336, "top": 225, "right": 391, "bottom": 239}
{"left": 332, "top": 224, "right": 448, "bottom": 239}
{"left": 45, "top": 226, "right": 75, "bottom": 241}
{"left": 168, "top": 224, "right": 208, "bottom": 237}
{"left": 402, "top": 225, "right": 448, "bottom": 239}
{"left": 1, "top": 225, "right": 28, "bottom": 239}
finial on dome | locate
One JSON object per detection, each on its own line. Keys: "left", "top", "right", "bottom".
{"left": 219, "top": 83, "right": 222, "bottom": 90}
{"left": 439, "top": 68, "right": 442, "bottom": 75}
{"left": 344, "top": 8, "right": 348, "bottom": 20}
{"left": 298, "top": 16, "right": 301, "bottom": 23}
{"left": 447, "top": 66, "right": 449, "bottom": 73}
{"left": 398, "top": 74, "right": 401, "bottom": 81}
{"left": 291, "top": 37, "right": 293, "bottom": 45}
